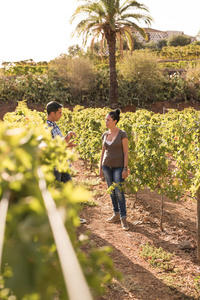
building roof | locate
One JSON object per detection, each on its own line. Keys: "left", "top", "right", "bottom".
{"left": 132, "top": 27, "right": 166, "bottom": 33}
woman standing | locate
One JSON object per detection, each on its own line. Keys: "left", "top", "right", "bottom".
{"left": 99, "top": 109, "right": 129, "bottom": 230}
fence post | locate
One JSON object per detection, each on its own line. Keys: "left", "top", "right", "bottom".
{"left": 0, "top": 190, "right": 10, "bottom": 273}
{"left": 37, "top": 168, "right": 93, "bottom": 300}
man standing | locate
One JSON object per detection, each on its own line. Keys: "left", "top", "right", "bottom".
{"left": 46, "top": 101, "right": 86, "bottom": 223}
{"left": 46, "top": 101, "right": 77, "bottom": 182}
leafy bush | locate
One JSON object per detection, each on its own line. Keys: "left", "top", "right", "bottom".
{"left": 50, "top": 56, "right": 98, "bottom": 98}
{"left": 118, "top": 52, "right": 165, "bottom": 106}
{"left": 167, "top": 34, "right": 192, "bottom": 47}
{"left": 185, "top": 63, "right": 200, "bottom": 99}
{"left": 186, "top": 62, "right": 200, "bottom": 83}
{"left": 157, "top": 39, "right": 168, "bottom": 49}
{"left": 192, "top": 41, "right": 200, "bottom": 46}
{"left": 144, "top": 41, "right": 157, "bottom": 49}
{"left": 0, "top": 73, "right": 71, "bottom": 105}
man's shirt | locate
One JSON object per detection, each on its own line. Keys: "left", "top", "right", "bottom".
{"left": 47, "top": 120, "right": 63, "bottom": 138}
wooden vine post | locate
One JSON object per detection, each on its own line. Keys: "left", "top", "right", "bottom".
{"left": 160, "top": 195, "right": 164, "bottom": 232}
{"left": 197, "top": 188, "right": 200, "bottom": 261}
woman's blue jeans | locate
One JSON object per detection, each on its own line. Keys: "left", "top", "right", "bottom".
{"left": 102, "top": 166, "right": 127, "bottom": 218}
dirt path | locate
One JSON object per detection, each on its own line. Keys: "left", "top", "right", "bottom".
{"left": 73, "top": 160, "right": 200, "bottom": 300}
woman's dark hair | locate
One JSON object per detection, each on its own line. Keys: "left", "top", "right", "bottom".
{"left": 108, "top": 109, "right": 121, "bottom": 123}
{"left": 46, "top": 101, "right": 63, "bottom": 115}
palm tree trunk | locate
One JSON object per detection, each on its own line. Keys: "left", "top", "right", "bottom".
{"left": 106, "top": 31, "right": 118, "bottom": 108}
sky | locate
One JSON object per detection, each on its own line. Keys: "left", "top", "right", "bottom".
{"left": 0, "top": 0, "right": 200, "bottom": 64}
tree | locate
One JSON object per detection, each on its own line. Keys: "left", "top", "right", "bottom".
{"left": 131, "top": 34, "right": 145, "bottom": 50}
{"left": 70, "top": 0, "right": 152, "bottom": 107}
{"left": 157, "top": 39, "right": 167, "bottom": 49}
{"left": 122, "top": 34, "right": 144, "bottom": 51}
{"left": 167, "top": 34, "right": 191, "bottom": 47}
{"left": 144, "top": 40, "right": 157, "bottom": 49}
{"left": 68, "top": 44, "right": 82, "bottom": 56}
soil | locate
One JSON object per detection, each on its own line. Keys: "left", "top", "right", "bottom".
{"left": 1, "top": 100, "right": 200, "bottom": 299}
{"left": 74, "top": 160, "right": 199, "bottom": 300}
{"left": 0, "top": 99, "right": 200, "bottom": 120}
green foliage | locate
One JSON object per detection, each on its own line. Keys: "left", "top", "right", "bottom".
{"left": 76, "top": 236, "right": 122, "bottom": 295}
{"left": 3, "top": 65, "right": 48, "bottom": 76}
{"left": 131, "top": 34, "right": 144, "bottom": 50}
{"left": 162, "top": 72, "right": 200, "bottom": 102}
{"left": 1, "top": 103, "right": 200, "bottom": 298}
{"left": 70, "top": 106, "right": 109, "bottom": 169}
{"left": 156, "top": 45, "right": 200, "bottom": 60}
{"left": 50, "top": 56, "right": 97, "bottom": 94}
{"left": 192, "top": 41, "right": 200, "bottom": 46}
{"left": 186, "top": 62, "right": 200, "bottom": 83}
{"left": 68, "top": 44, "right": 83, "bottom": 56}
{"left": 167, "top": 34, "right": 192, "bottom": 47}
{"left": 194, "top": 276, "right": 200, "bottom": 291}
{"left": 0, "top": 73, "right": 71, "bottom": 105}
{"left": 55, "top": 105, "right": 200, "bottom": 199}
{"left": 158, "top": 60, "right": 198, "bottom": 69}
{"left": 118, "top": 51, "right": 160, "bottom": 81}
{"left": 157, "top": 39, "right": 168, "bottom": 49}
{"left": 140, "top": 242, "right": 174, "bottom": 271}
{"left": 118, "top": 52, "right": 165, "bottom": 106}
{"left": 0, "top": 102, "right": 121, "bottom": 299}
{"left": 144, "top": 41, "right": 157, "bottom": 49}
{"left": 50, "top": 56, "right": 107, "bottom": 105}
{"left": 63, "top": 57, "right": 97, "bottom": 97}
{"left": 2, "top": 44, "right": 200, "bottom": 108}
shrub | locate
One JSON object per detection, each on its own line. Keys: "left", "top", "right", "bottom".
{"left": 144, "top": 41, "right": 157, "bottom": 49}
{"left": 157, "top": 39, "right": 168, "bottom": 49}
{"left": 0, "top": 73, "right": 71, "bottom": 105}
{"left": 192, "top": 41, "right": 200, "bottom": 46}
{"left": 118, "top": 51, "right": 165, "bottom": 106}
{"left": 167, "top": 34, "right": 192, "bottom": 47}
{"left": 185, "top": 63, "right": 200, "bottom": 100}
{"left": 50, "top": 56, "right": 98, "bottom": 98}
{"left": 186, "top": 62, "right": 200, "bottom": 83}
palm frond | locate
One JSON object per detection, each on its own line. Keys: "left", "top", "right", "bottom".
{"left": 120, "top": 13, "right": 153, "bottom": 25}
{"left": 127, "top": 22, "right": 147, "bottom": 38}
{"left": 70, "top": 2, "right": 105, "bottom": 23}
{"left": 120, "top": 0, "right": 149, "bottom": 14}
{"left": 122, "top": 28, "right": 134, "bottom": 51}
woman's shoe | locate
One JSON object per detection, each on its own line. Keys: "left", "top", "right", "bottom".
{"left": 107, "top": 214, "right": 120, "bottom": 223}
{"left": 121, "top": 219, "right": 129, "bottom": 230}
{"left": 79, "top": 217, "right": 87, "bottom": 224}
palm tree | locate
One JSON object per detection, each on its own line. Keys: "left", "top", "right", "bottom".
{"left": 70, "top": 0, "right": 152, "bottom": 107}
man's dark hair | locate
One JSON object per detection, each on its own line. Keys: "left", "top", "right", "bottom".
{"left": 109, "top": 109, "right": 121, "bottom": 123}
{"left": 46, "top": 101, "right": 63, "bottom": 115}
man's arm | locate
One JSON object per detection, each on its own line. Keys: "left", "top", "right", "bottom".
{"left": 64, "top": 131, "right": 77, "bottom": 143}
{"left": 64, "top": 131, "right": 78, "bottom": 147}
